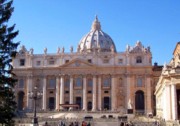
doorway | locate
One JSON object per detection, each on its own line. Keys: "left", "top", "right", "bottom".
{"left": 17, "top": 91, "right": 24, "bottom": 110}
{"left": 103, "top": 97, "right": 110, "bottom": 110}
{"left": 87, "top": 101, "right": 92, "bottom": 110}
{"left": 135, "top": 90, "right": 145, "bottom": 114}
{"left": 48, "top": 97, "right": 55, "bottom": 110}
{"left": 76, "top": 97, "right": 82, "bottom": 109}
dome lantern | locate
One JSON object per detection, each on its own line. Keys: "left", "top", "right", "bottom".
{"left": 91, "top": 15, "right": 101, "bottom": 31}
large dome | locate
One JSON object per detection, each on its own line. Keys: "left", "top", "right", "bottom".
{"left": 77, "top": 16, "right": 116, "bottom": 53}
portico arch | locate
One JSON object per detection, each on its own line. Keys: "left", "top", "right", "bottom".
{"left": 135, "top": 90, "right": 145, "bottom": 114}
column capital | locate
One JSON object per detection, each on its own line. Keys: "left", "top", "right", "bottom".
{"left": 55, "top": 75, "right": 60, "bottom": 78}
{"left": 59, "top": 74, "right": 65, "bottom": 77}
{"left": 124, "top": 73, "right": 131, "bottom": 78}
{"left": 97, "top": 74, "right": 103, "bottom": 78}
{"left": 111, "top": 74, "right": 119, "bottom": 78}
{"left": 83, "top": 74, "right": 87, "bottom": 78}
{"left": 92, "top": 74, "right": 98, "bottom": 78}
{"left": 69, "top": 74, "right": 75, "bottom": 78}
{"left": 145, "top": 74, "right": 152, "bottom": 78}
{"left": 27, "top": 74, "right": 33, "bottom": 78}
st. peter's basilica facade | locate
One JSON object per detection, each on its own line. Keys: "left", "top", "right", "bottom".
{"left": 13, "top": 16, "right": 160, "bottom": 115}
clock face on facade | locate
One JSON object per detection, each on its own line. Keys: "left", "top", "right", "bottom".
{"left": 75, "top": 61, "right": 80, "bottom": 66}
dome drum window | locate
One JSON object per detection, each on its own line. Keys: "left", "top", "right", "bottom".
{"left": 19, "top": 59, "right": 25, "bottom": 66}
{"left": 136, "top": 56, "right": 142, "bottom": 63}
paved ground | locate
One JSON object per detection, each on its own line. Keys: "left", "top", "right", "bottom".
{"left": 15, "top": 112, "right": 174, "bottom": 126}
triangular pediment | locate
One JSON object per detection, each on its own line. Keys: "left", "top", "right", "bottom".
{"left": 59, "top": 58, "right": 95, "bottom": 68}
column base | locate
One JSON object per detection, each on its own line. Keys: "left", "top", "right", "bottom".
{"left": 111, "top": 108, "right": 117, "bottom": 112}
{"left": 92, "top": 109, "right": 97, "bottom": 111}
{"left": 82, "top": 109, "right": 87, "bottom": 112}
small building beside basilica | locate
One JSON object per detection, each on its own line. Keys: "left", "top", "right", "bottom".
{"left": 155, "top": 42, "right": 180, "bottom": 120}
{"left": 13, "top": 16, "right": 159, "bottom": 115}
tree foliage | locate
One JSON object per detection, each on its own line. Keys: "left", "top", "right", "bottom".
{"left": 0, "top": 0, "right": 19, "bottom": 125}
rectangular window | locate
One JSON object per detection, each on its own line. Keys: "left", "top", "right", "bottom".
{"left": 20, "top": 59, "right": 25, "bottom": 66}
{"left": 137, "top": 77, "right": 143, "bottom": 87}
{"left": 48, "top": 79, "right": 56, "bottom": 89}
{"left": 19, "top": 79, "right": 24, "bottom": 88}
{"left": 49, "top": 91, "right": 54, "bottom": 94}
{"left": 88, "top": 91, "right": 92, "bottom": 94}
{"left": 136, "top": 56, "right": 142, "bottom": 63}
{"left": 65, "top": 91, "right": 69, "bottom": 94}
{"left": 88, "top": 59, "right": 92, "bottom": 63}
{"left": 65, "top": 60, "right": 69, "bottom": 63}
{"left": 118, "top": 59, "right": 123, "bottom": 64}
{"left": 103, "top": 77, "right": 111, "bottom": 87}
{"left": 49, "top": 60, "right": 55, "bottom": 65}
{"left": 104, "top": 91, "right": 109, "bottom": 93}
{"left": 36, "top": 61, "right": 41, "bottom": 66}
{"left": 75, "top": 77, "right": 82, "bottom": 87}
{"left": 88, "top": 79, "right": 93, "bottom": 87}
{"left": 65, "top": 78, "right": 70, "bottom": 88}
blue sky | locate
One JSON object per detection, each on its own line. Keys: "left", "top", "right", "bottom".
{"left": 10, "top": 0, "right": 180, "bottom": 65}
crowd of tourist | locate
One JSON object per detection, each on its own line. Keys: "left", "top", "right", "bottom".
{"left": 43, "top": 120, "right": 91, "bottom": 126}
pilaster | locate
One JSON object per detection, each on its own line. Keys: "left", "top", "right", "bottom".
{"left": 27, "top": 75, "right": 33, "bottom": 109}
{"left": 111, "top": 74, "right": 117, "bottom": 111}
{"left": 125, "top": 73, "right": 131, "bottom": 111}
{"left": 146, "top": 75, "right": 152, "bottom": 114}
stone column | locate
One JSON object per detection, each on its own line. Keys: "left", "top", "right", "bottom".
{"left": 111, "top": 75, "right": 117, "bottom": 111}
{"left": 98, "top": 75, "right": 102, "bottom": 111}
{"left": 171, "top": 84, "right": 177, "bottom": 120}
{"left": 55, "top": 76, "right": 60, "bottom": 110}
{"left": 83, "top": 76, "right": 87, "bottom": 111}
{"left": 27, "top": 75, "right": 33, "bottom": 109}
{"left": 60, "top": 75, "right": 65, "bottom": 110}
{"left": 92, "top": 75, "right": 97, "bottom": 111}
{"left": 146, "top": 76, "right": 152, "bottom": 114}
{"left": 42, "top": 76, "right": 47, "bottom": 110}
{"left": 69, "top": 75, "right": 74, "bottom": 110}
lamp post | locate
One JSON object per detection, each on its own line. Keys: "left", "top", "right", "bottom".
{"left": 29, "top": 86, "right": 42, "bottom": 126}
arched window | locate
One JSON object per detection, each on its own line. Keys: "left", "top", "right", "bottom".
{"left": 136, "top": 56, "right": 142, "bottom": 63}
